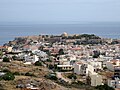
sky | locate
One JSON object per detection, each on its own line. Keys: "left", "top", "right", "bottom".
{"left": 0, "top": 0, "right": 120, "bottom": 23}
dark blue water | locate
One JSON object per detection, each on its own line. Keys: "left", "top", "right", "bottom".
{"left": 0, "top": 23, "right": 120, "bottom": 45}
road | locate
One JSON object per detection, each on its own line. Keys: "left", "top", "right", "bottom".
{"left": 56, "top": 72, "right": 71, "bottom": 83}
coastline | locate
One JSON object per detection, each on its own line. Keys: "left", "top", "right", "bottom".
{"left": 0, "top": 23, "right": 120, "bottom": 45}
{"left": 1, "top": 34, "right": 120, "bottom": 46}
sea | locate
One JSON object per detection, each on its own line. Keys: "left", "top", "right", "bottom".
{"left": 0, "top": 22, "right": 120, "bottom": 45}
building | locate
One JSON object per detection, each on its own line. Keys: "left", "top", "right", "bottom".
{"left": 24, "top": 55, "right": 39, "bottom": 64}
{"left": 108, "top": 78, "right": 120, "bottom": 89}
{"left": 7, "top": 46, "right": 13, "bottom": 52}
{"left": 74, "top": 62, "right": 87, "bottom": 75}
{"left": 57, "top": 65, "right": 73, "bottom": 71}
{"left": 90, "top": 74, "right": 103, "bottom": 86}
{"left": 114, "top": 67, "right": 120, "bottom": 79}
{"left": 74, "top": 60, "right": 102, "bottom": 76}
{"left": 105, "top": 59, "right": 120, "bottom": 71}
{"left": 61, "top": 32, "right": 68, "bottom": 37}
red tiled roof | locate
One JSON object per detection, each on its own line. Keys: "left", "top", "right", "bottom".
{"left": 77, "top": 62, "right": 83, "bottom": 65}
{"left": 110, "top": 60, "right": 118, "bottom": 63}
{"left": 0, "top": 46, "right": 5, "bottom": 49}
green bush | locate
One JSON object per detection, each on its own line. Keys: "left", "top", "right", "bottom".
{"left": 67, "top": 74, "right": 77, "bottom": 80}
{"left": 34, "top": 61, "right": 42, "bottom": 66}
{"left": 48, "top": 64, "right": 54, "bottom": 69}
{"left": 13, "top": 72, "right": 20, "bottom": 75}
{"left": 93, "top": 55, "right": 99, "bottom": 58}
{"left": 3, "top": 57, "right": 10, "bottom": 62}
{"left": 49, "top": 75, "right": 58, "bottom": 80}
{"left": 0, "top": 51, "right": 3, "bottom": 58}
{"left": 2, "top": 72, "right": 15, "bottom": 81}
{"left": 0, "top": 77, "right": 2, "bottom": 81}
{"left": 25, "top": 72, "right": 35, "bottom": 76}
{"left": 2, "top": 69, "right": 11, "bottom": 73}
{"left": 103, "top": 67, "right": 108, "bottom": 70}
{"left": 12, "top": 56, "right": 17, "bottom": 60}
{"left": 77, "top": 81, "right": 85, "bottom": 85}
{"left": 58, "top": 49, "right": 64, "bottom": 55}
{"left": 45, "top": 73, "right": 58, "bottom": 80}
{"left": 46, "top": 59, "right": 52, "bottom": 62}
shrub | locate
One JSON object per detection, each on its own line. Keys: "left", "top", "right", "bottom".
{"left": 12, "top": 56, "right": 17, "bottom": 60}
{"left": 13, "top": 72, "right": 20, "bottom": 75}
{"left": 58, "top": 49, "right": 64, "bottom": 55}
{"left": 93, "top": 51, "right": 100, "bottom": 58}
{"left": 46, "top": 59, "right": 52, "bottom": 62}
{"left": 25, "top": 72, "right": 35, "bottom": 76}
{"left": 71, "top": 81, "right": 85, "bottom": 87}
{"left": 34, "top": 61, "right": 42, "bottom": 66}
{"left": 45, "top": 73, "right": 58, "bottom": 80}
{"left": 2, "top": 69, "right": 11, "bottom": 73}
{"left": 3, "top": 57, "right": 10, "bottom": 62}
{"left": 48, "top": 64, "right": 54, "bottom": 69}
{"left": 93, "top": 55, "right": 99, "bottom": 58}
{"left": 0, "top": 77, "right": 2, "bottom": 81}
{"left": 95, "top": 84, "right": 114, "bottom": 90}
{"left": 49, "top": 75, "right": 58, "bottom": 80}
{"left": 0, "top": 51, "right": 3, "bottom": 58}
{"left": 67, "top": 74, "right": 77, "bottom": 80}
{"left": 103, "top": 67, "right": 108, "bottom": 70}
{"left": 2, "top": 72, "right": 15, "bottom": 81}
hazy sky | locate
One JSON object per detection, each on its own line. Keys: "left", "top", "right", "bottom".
{"left": 0, "top": 0, "right": 120, "bottom": 23}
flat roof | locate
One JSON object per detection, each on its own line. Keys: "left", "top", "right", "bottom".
{"left": 57, "top": 65, "right": 73, "bottom": 67}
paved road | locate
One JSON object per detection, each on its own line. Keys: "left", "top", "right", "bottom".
{"left": 56, "top": 72, "right": 71, "bottom": 83}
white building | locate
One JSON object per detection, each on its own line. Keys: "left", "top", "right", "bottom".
{"left": 74, "top": 60, "right": 102, "bottom": 76}
{"left": 24, "top": 55, "right": 39, "bottom": 64}
{"left": 74, "top": 62, "right": 82, "bottom": 75}
{"left": 90, "top": 73, "right": 103, "bottom": 86}
{"left": 105, "top": 62, "right": 114, "bottom": 71}
{"left": 74, "top": 62, "right": 87, "bottom": 75}
{"left": 105, "top": 59, "right": 120, "bottom": 71}
{"left": 7, "top": 46, "right": 13, "bottom": 52}
{"left": 87, "top": 64, "right": 96, "bottom": 75}
{"left": 108, "top": 78, "right": 120, "bottom": 89}
{"left": 57, "top": 65, "right": 73, "bottom": 71}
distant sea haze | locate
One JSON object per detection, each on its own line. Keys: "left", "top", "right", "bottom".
{"left": 0, "top": 23, "right": 120, "bottom": 45}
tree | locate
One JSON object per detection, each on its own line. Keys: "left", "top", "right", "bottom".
{"left": 86, "top": 76, "right": 91, "bottom": 85}
{"left": 0, "top": 77, "right": 2, "bottom": 81}
{"left": 38, "top": 46, "right": 44, "bottom": 51}
{"left": 2, "top": 72, "right": 15, "bottom": 81}
{"left": 34, "top": 61, "right": 42, "bottom": 66}
{"left": 48, "top": 64, "right": 54, "bottom": 70}
{"left": 0, "top": 51, "right": 3, "bottom": 58}
{"left": 3, "top": 57, "right": 10, "bottom": 62}
{"left": 43, "top": 50, "right": 50, "bottom": 56}
{"left": 2, "top": 69, "right": 11, "bottom": 73}
{"left": 103, "top": 67, "right": 108, "bottom": 70}
{"left": 45, "top": 73, "right": 58, "bottom": 80}
{"left": 93, "top": 55, "right": 99, "bottom": 58}
{"left": 67, "top": 74, "right": 77, "bottom": 80}
{"left": 25, "top": 72, "right": 35, "bottom": 76}
{"left": 12, "top": 56, "right": 17, "bottom": 60}
{"left": 93, "top": 51, "right": 100, "bottom": 58}
{"left": 46, "top": 59, "right": 52, "bottom": 62}
{"left": 13, "top": 72, "right": 20, "bottom": 75}
{"left": 58, "top": 49, "right": 64, "bottom": 55}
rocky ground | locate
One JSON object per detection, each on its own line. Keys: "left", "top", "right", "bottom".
{"left": 0, "top": 61, "right": 87, "bottom": 90}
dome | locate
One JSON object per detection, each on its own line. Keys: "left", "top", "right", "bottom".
{"left": 62, "top": 32, "right": 68, "bottom": 37}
